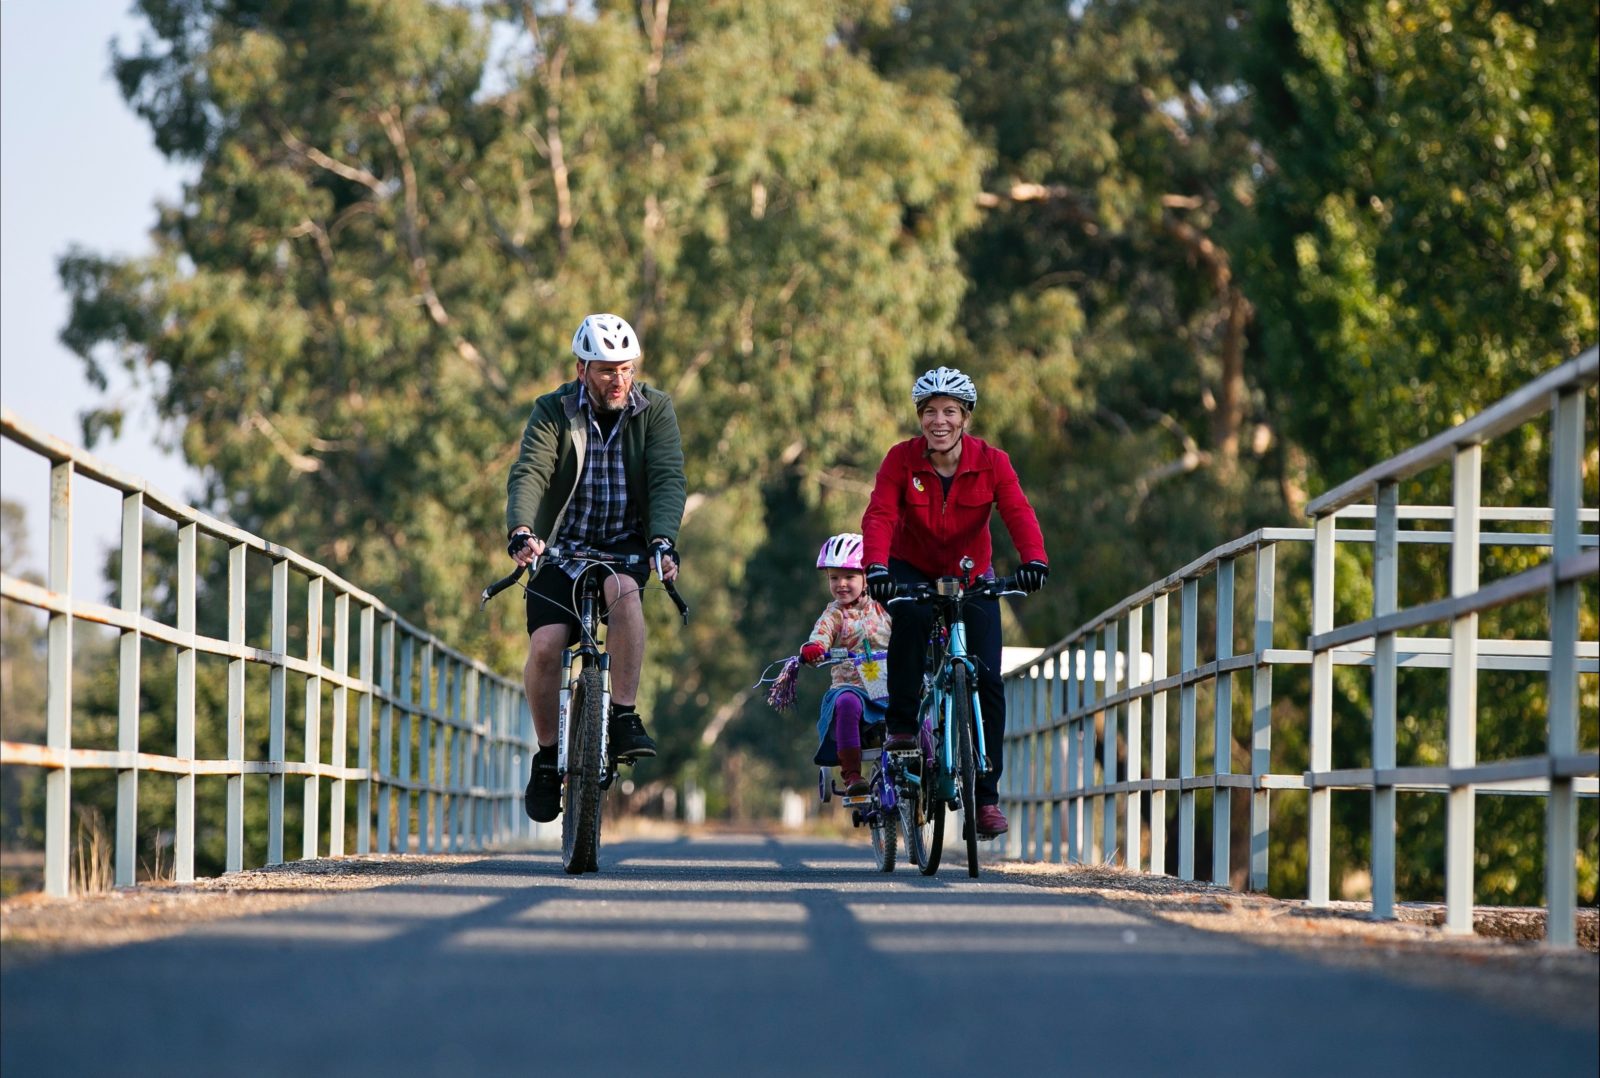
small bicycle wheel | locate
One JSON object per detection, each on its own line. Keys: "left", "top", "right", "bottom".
{"left": 951, "top": 665, "right": 980, "bottom": 878}
{"left": 561, "top": 665, "right": 605, "bottom": 874}
{"left": 870, "top": 796, "right": 897, "bottom": 873}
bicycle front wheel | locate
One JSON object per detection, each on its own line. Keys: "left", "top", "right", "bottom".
{"left": 561, "top": 665, "right": 605, "bottom": 874}
{"left": 952, "top": 665, "right": 980, "bottom": 878}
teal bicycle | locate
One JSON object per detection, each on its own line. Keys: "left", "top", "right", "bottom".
{"left": 888, "top": 557, "right": 1024, "bottom": 878}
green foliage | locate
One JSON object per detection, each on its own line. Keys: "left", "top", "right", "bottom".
{"left": 1244, "top": 0, "right": 1599, "bottom": 484}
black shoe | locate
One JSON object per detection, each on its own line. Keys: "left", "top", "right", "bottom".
{"left": 884, "top": 731, "right": 918, "bottom": 752}
{"left": 524, "top": 751, "right": 561, "bottom": 822}
{"left": 610, "top": 708, "right": 657, "bottom": 760}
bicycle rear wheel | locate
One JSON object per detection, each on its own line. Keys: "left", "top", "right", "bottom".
{"left": 951, "top": 665, "right": 979, "bottom": 878}
{"left": 909, "top": 774, "right": 944, "bottom": 876}
{"left": 870, "top": 789, "right": 897, "bottom": 873}
{"left": 561, "top": 665, "right": 605, "bottom": 874}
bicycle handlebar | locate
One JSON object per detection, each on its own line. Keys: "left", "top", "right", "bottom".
{"left": 479, "top": 543, "right": 690, "bottom": 623}
{"left": 886, "top": 575, "right": 1025, "bottom": 607}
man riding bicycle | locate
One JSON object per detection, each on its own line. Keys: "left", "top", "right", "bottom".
{"left": 505, "top": 313, "right": 686, "bottom": 823}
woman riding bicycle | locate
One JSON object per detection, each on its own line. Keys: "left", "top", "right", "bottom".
{"left": 861, "top": 367, "right": 1050, "bottom": 839}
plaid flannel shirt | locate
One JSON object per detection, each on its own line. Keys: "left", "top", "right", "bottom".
{"left": 553, "top": 383, "right": 646, "bottom": 578}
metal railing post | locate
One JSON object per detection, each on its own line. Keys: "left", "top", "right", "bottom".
{"left": 357, "top": 604, "right": 375, "bottom": 855}
{"left": 174, "top": 522, "right": 197, "bottom": 883}
{"left": 302, "top": 576, "right": 323, "bottom": 860}
{"left": 1371, "top": 483, "right": 1399, "bottom": 918}
{"left": 1151, "top": 592, "right": 1170, "bottom": 876}
{"left": 1048, "top": 658, "right": 1063, "bottom": 863}
{"left": 44, "top": 461, "right": 73, "bottom": 897}
{"left": 225, "top": 542, "right": 246, "bottom": 874}
{"left": 1308, "top": 512, "right": 1335, "bottom": 906}
{"left": 1064, "top": 644, "right": 1081, "bottom": 863}
{"left": 329, "top": 591, "right": 349, "bottom": 857}
{"left": 399, "top": 634, "right": 415, "bottom": 852}
{"left": 116, "top": 492, "right": 143, "bottom": 887}
{"left": 267, "top": 558, "right": 288, "bottom": 865}
{"left": 1445, "top": 444, "right": 1482, "bottom": 934}
{"left": 1084, "top": 631, "right": 1101, "bottom": 862}
{"left": 1102, "top": 620, "right": 1120, "bottom": 863}
{"left": 378, "top": 618, "right": 396, "bottom": 853}
{"left": 1546, "top": 386, "right": 1584, "bottom": 946}
{"left": 1213, "top": 556, "right": 1235, "bottom": 886}
{"left": 1248, "top": 544, "right": 1275, "bottom": 892}
{"left": 1545, "top": 387, "right": 1584, "bottom": 945}
{"left": 1126, "top": 604, "right": 1144, "bottom": 872}
{"left": 1178, "top": 576, "right": 1198, "bottom": 881}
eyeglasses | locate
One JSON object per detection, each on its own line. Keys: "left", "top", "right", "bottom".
{"left": 587, "top": 364, "right": 637, "bottom": 382}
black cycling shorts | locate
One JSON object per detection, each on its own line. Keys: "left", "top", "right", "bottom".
{"left": 523, "top": 536, "right": 652, "bottom": 641}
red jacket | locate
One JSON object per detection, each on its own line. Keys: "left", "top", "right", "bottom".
{"left": 862, "top": 435, "right": 1048, "bottom": 578}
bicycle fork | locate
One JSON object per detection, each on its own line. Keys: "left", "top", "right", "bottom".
{"left": 556, "top": 650, "right": 613, "bottom": 775}
{"left": 946, "top": 620, "right": 991, "bottom": 774}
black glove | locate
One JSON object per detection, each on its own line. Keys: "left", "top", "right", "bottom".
{"left": 1016, "top": 560, "right": 1050, "bottom": 594}
{"left": 866, "top": 564, "right": 896, "bottom": 604}
{"left": 507, "top": 531, "right": 535, "bottom": 558}
{"left": 650, "top": 537, "right": 679, "bottom": 567}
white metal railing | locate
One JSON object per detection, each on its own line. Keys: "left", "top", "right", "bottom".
{"left": 1, "top": 409, "right": 543, "bottom": 897}
{"left": 1000, "top": 347, "right": 1599, "bottom": 946}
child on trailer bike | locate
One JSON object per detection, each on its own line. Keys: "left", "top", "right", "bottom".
{"left": 862, "top": 366, "right": 1050, "bottom": 840}
{"left": 796, "top": 533, "right": 894, "bottom": 797}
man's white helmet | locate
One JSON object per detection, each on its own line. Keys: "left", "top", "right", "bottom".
{"left": 572, "top": 313, "right": 641, "bottom": 363}
{"left": 912, "top": 366, "right": 977, "bottom": 410}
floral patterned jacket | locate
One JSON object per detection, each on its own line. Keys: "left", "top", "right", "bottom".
{"left": 806, "top": 594, "right": 893, "bottom": 693}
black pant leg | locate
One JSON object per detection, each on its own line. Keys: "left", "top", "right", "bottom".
{"left": 962, "top": 593, "right": 1007, "bottom": 805}
{"left": 884, "top": 560, "right": 933, "bottom": 734}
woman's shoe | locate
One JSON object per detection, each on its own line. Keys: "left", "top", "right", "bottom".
{"left": 976, "top": 804, "right": 1009, "bottom": 838}
{"left": 841, "top": 771, "right": 871, "bottom": 797}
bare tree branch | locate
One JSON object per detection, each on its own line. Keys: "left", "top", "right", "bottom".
{"left": 246, "top": 412, "right": 323, "bottom": 473}
{"left": 276, "top": 124, "right": 384, "bottom": 192}
{"left": 522, "top": 2, "right": 573, "bottom": 255}
{"left": 377, "top": 107, "right": 509, "bottom": 396}
{"left": 699, "top": 683, "right": 758, "bottom": 748}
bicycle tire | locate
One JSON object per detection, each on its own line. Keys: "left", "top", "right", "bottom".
{"left": 907, "top": 772, "right": 944, "bottom": 876}
{"left": 870, "top": 791, "right": 897, "bottom": 873}
{"left": 952, "top": 664, "right": 980, "bottom": 878}
{"left": 561, "top": 665, "right": 605, "bottom": 874}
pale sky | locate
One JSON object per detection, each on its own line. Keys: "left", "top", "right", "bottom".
{"left": 1, "top": 0, "right": 199, "bottom": 594}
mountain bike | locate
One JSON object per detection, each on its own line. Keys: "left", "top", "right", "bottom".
{"left": 482, "top": 544, "right": 688, "bottom": 874}
{"left": 888, "top": 558, "right": 1023, "bottom": 879}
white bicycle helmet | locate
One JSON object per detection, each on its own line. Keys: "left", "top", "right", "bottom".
{"left": 816, "top": 532, "right": 865, "bottom": 570}
{"left": 571, "top": 313, "right": 641, "bottom": 363}
{"left": 912, "top": 366, "right": 977, "bottom": 410}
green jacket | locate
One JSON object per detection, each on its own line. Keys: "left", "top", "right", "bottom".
{"left": 505, "top": 380, "right": 687, "bottom": 546}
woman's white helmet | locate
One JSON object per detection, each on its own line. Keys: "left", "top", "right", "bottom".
{"left": 572, "top": 313, "right": 641, "bottom": 363}
{"left": 816, "top": 532, "right": 865, "bottom": 571}
{"left": 912, "top": 366, "right": 977, "bottom": 410}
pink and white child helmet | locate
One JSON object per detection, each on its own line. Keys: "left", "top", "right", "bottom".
{"left": 816, "top": 532, "right": 865, "bottom": 571}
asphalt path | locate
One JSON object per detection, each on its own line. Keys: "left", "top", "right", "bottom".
{"left": 2, "top": 834, "right": 1594, "bottom": 1076}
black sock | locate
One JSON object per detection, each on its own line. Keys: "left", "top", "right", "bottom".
{"left": 535, "top": 743, "right": 557, "bottom": 764}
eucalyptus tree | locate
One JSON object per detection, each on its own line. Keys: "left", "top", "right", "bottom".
{"left": 57, "top": 0, "right": 983, "bottom": 817}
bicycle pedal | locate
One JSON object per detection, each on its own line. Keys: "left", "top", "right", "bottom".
{"left": 841, "top": 794, "right": 873, "bottom": 807}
